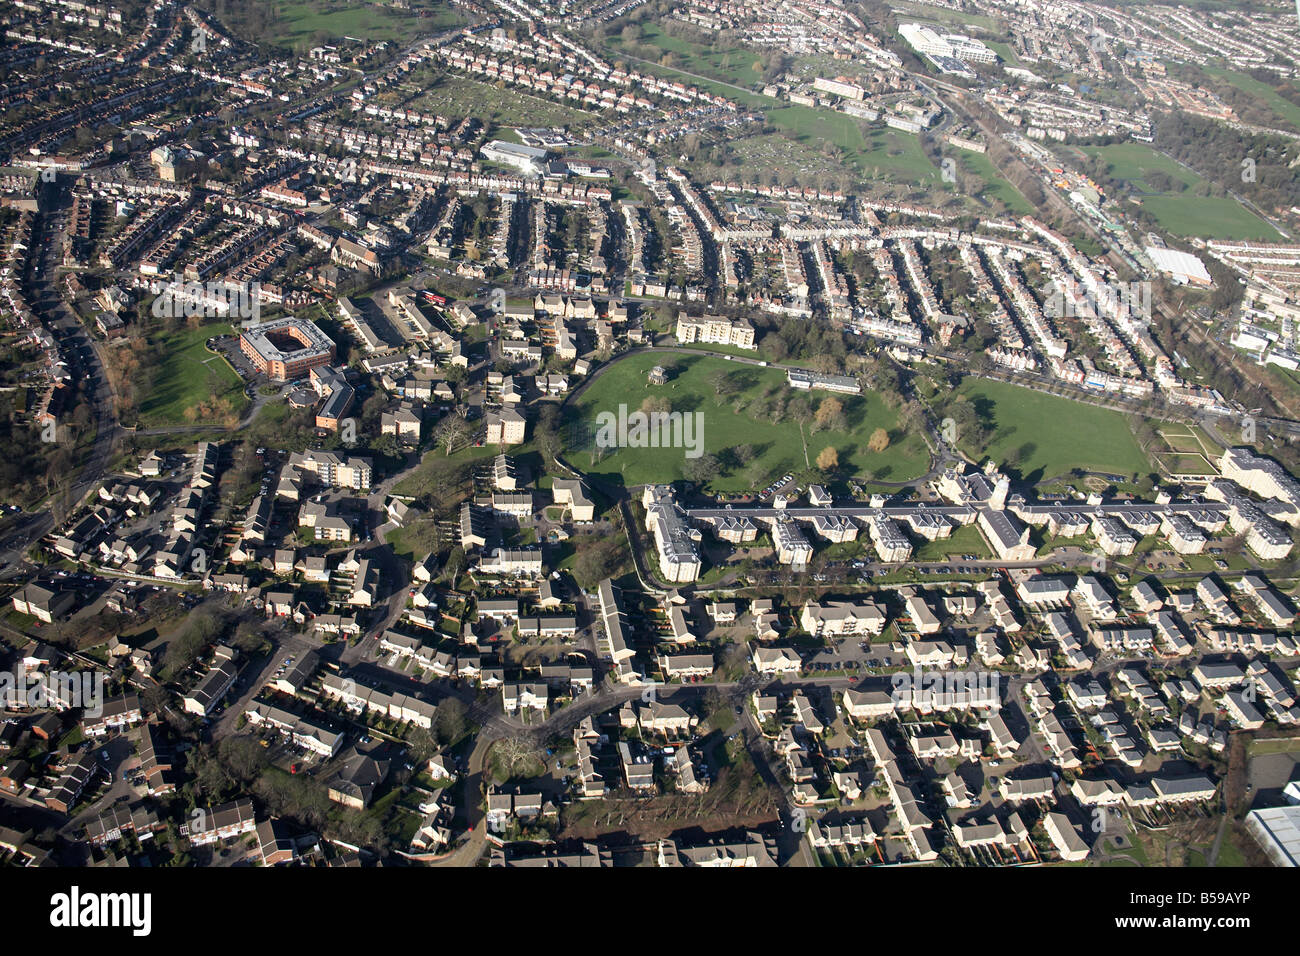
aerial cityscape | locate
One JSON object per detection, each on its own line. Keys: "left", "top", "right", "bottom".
{"left": 2, "top": 0, "right": 1300, "bottom": 891}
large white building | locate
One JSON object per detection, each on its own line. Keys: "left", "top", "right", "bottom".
{"left": 1145, "top": 246, "right": 1212, "bottom": 286}
{"left": 642, "top": 485, "right": 702, "bottom": 583}
{"left": 1247, "top": 805, "right": 1300, "bottom": 867}
{"left": 480, "top": 140, "right": 548, "bottom": 176}
{"left": 898, "top": 23, "right": 997, "bottom": 65}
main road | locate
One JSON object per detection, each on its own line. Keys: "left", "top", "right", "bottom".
{"left": 0, "top": 181, "right": 121, "bottom": 574}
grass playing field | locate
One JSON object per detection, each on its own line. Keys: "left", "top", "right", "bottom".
{"left": 766, "top": 105, "right": 942, "bottom": 186}
{"left": 265, "top": 0, "right": 465, "bottom": 48}
{"left": 1202, "top": 66, "right": 1300, "bottom": 133}
{"left": 136, "top": 324, "right": 248, "bottom": 428}
{"left": 1075, "top": 143, "right": 1281, "bottom": 241}
{"left": 954, "top": 378, "right": 1151, "bottom": 482}
{"left": 952, "top": 148, "right": 1035, "bottom": 215}
{"left": 564, "top": 352, "right": 930, "bottom": 490}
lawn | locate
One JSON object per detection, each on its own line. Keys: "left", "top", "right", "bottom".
{"left": 609, "top": 23, "right": 767, "bottom": 90}
{"left": 892, "top": 2, "right": 1000, "bottom": 31}
{"left": 1202, "top": 65, "right": 1300, "bottom": 132}
{"left": 602, "top": 32, "right": 771, "bottom": 109}
{"left": 136, "top": 324, "right": 248, "bottom": 428}
{"left": 265, "top": 0, "right": 465, "bottom": 48}
{"left": 392, "top": 442, "right": 500, "bottom": 501}
{"left": 413, "top": 74, "right": 594, "bottom": 130}
{"left": 1157, "top": 423, "right": 1222, "bottom": 457}
{"left": 563, "top": 351, "right": 930, "bottom": 490}
{"left": 766, "top": 106, "right": 941, "bottom": 186}
{"left": 1076, "top": 143, "right": 1281, "bottom": 240}
{"left": 953, "top": 148, "right": 1035, "bottom": 215}
{"left": 954, "top": 378, "right": 1150, "bottom": 482}
{"left": 605, "top": 27, "right": 941, "bottom": 188}
{"left": 912, "top": 522, "right": 992, "bottom": 561}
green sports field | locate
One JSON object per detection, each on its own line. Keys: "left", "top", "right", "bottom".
{"left": 136, "top": 325, "right": 248, "bottom": 428}
{"left": 767, "top": 105, "right": 942, "bottom": 186}
{"left": 954, "top": 378, "right": 1151, "bottom": 482}
{"left": 265, "top": 0, "right": 465, "bottom": 48}
{"left": 952, "top": 148, "right": 1034, "bottom": 215}
{"left": 1202, "top": 66, "right": 1300, "bottom": 133}
{"left": 1076, "top": 143, "right": 1281, "bottom": 240}
{"left": 564, "top": 352, "right": 930, "bottom": 489}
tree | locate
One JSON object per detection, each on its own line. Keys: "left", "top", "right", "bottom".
{"left": 433, "top": 700, "right": 467, "bottom": 747}
{"left": 867, "top": 428, "right": 890, "bottom": 453}
{"left": 816, "top": 446, "right": 839, "bottom": 472}
{"left": 813, "top": 396, "right": 846, "bottom": 433}
{"left": 712, "top": 368, "right": 740, "bottom": 399}
{"left": 640, "top": 395, "right": 671, "bottom": 416}
{"left": 573, "top": 534, "right": 626, "bottom": 589}
{"left": 434, "top": 415, "right": 471, "bottom": 456}
{"left": 683, "top": 453, "right": 721, "bottom": 485}
{"left": 444, "top": 546, "right": 466, "bottom": 587}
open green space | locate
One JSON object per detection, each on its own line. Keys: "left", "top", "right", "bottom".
{"left": 1155, "top": 452, "right": 1217, "bottom": 476}
{"left": 1157, "top": 423, "right": 1222, "bottom": 457}
{"left": 1076, "top": 143, "right": 1280, "bottom": 240}
{"left": 265, "top": 0, "right": 465, "bottom": 48}
{"left": 563, "top": 351, "right": 929, "bottom": 489}
{"left": 1202, "top": 65, "right": 1300, "bottom": 132}
{"left": 985, "top": 40, "right": 1022, "bottom": 68}
{"left": 954, "top": 378, "right": 1150, "bottom": 482}
{"left": 136, "top": 324, "right": 248, "bottom": 428}
{"left": 413, "top": 74, "right": 593, "bottom": 130}
{"left": 892, "top": 2, "right": 1000, "bottom": 31}
{"left": 605, "top": 27, "right": 944, "bottom": 189}
{"left": 766, "top": 106, "right": 940, "bottom": 186}
{"left": 913, "top": 522, "right": 993, "bottom": 561}
{"left": 1247, "top": 737, "right": 1300, "bottom": 758}
{"left": 953, "top": 148, "right": 1034, "bottom": 215}
{"left": 602, "top": 31, "right": 770, "bottom": 109}
{"left": 609, "top": 23, "right": 765, "bottom": 89}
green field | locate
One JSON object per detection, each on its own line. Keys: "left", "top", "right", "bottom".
{"left": 1203, "top": 65, "right": 1300, "bottom": 132}
{"left": 609, "top": 23, "right": 766, "bottom": 90}
{"left": 953, "top": 148, "right": 1034, "bottom": 215}
{"left": 913, "top": 522, "right": 992, "bottom": 561}
{"left": 1156, "top": 423, "right": 1222, "bottom": 457}
{"left": 606, "top": 28, "right": 943, "bottom": 188}
{"left": 985, "top": 40, "right": 1022, "bottom": 68}
{"left": 1076, "top": 143, "right": 1281, "bottom": 240}
{"left": 955, "top": 378, "right": 1150, "bottom": 482}
{"left": 564, "top": 352, "right": 930, "bottom": 489}
{"left": 892, "top": 2, "right": 1000, "bottom": 31}
{"left": 265, "top": 0, "right": 465, "bottom": 48}
{"left": 414, "top": 74, "right": 593, "bottom": 129}
{"left": 137, "top": 325, "right": 248, "bottom": 428}
{"left": 767, "top": 106, "right": 941, "bottom": 186}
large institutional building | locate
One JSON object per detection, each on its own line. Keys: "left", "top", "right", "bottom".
{"left": 674, "top": 312, "right": 756, "bottom": 350}
{"left": 898, "top": 23, "right": 997, "bottom": 64}
{"left": 240, "top": 316, "right": 337, "bottom": 380}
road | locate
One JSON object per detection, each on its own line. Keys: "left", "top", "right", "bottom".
{"left": 0, "top": 181, "right": 121, "bottom": 572}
